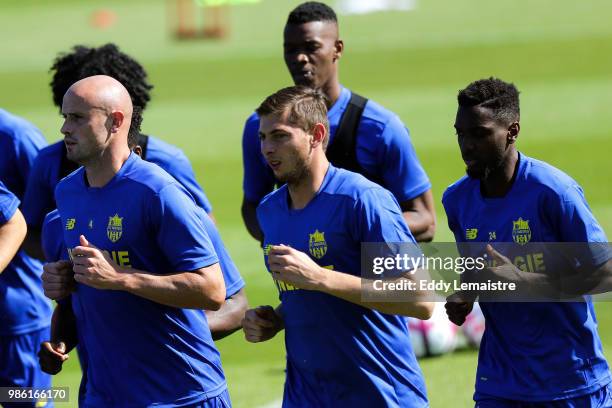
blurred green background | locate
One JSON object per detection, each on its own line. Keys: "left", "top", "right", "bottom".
{"left": 1, "top": 0, "right": 611, "bottom": 406}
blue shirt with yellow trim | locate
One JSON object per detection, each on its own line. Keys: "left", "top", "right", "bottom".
{"left": 42, "top": 208, "right": 244, "bottom": 299}
{"left": 243, "top": 87, "right": 431, "bottom": 204}
{"left": 442, "top": 153, "right": 611, "bottom": 402}
{"left": 257, "top": 164, "right": 428, "bottom": 408}
{"left": 54, "top": 153, "right": 226, "bottom": 407}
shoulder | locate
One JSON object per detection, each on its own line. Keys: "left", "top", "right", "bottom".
{"left": 55, "top": 167, "right": 84, "bottom": 196}
{"left": 442, "top": 175, "right": 475, "bottom": 216}
{"left": 123, "top": 156, "right": 184, "bottom": 196}
{"left": 34, "top": 141, "right": 64, "bottom": 163}
{"left": 327, "top": 166, "right": 396, "bottom": 205}
{"left": 243, "top": 112, "right": 260, "bottom": 138}
{"left": 520, "top": 154, "right": 581, "bottom": 197}
{"left": 442, "top": 175, "right": 472, "bottom": 202}
{"left": 0, "top": 108, "right": 46, "bottom": 147}
{"left": 358, "top": 95, "right": 405, "bottom": 134}
{"left": 145, "top": 136, "right": 189, "bottom": 166}
{"left": 257, "top": 184, "right": 286, "bottom": 212}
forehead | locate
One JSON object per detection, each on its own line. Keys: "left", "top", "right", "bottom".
{"left": 259, "top": 111, "right": 299, "bottom": 133}
{"left": 454, "top": 105, "right": 498, "bottom": 127}
{"left": 61, "top": 91, "right": 89, "bottom": 112}
{"left": 284, "top": 21, "right": 337, "bottom": 43}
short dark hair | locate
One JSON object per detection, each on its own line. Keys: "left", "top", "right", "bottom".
{"left": 457, "top": 77, "right": 520, "bottom": 124}
{"left": 287, "top": 1, "right": 337, "bottom": 25}
{"left": 127, "top": 105, "right": 143, "bottom": 149}
{"left": 256, "top": 86, "right": 330, "bottom": 149}
{"left": 50, "top": 43, "right": 153, "bottom": 111}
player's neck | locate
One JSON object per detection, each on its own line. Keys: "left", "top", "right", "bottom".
{"left": 84, "top": 147, "right": 131, "bottom": 188}
{"left": 287, "top": 157, "right": 330, "bottom": 210}
{"left": 322, "top": 78, "right": 342, "bottom": 106}
{"left": 480, "top": 150, "right": 519, "bottom": 198}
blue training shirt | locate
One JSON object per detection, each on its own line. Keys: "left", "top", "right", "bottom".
{"left": 54, "top": 153, "right": 226, "bottom": 407}
{"left": 23, "top": 136, "right": 212, "bottom": 229}
{"left": 442, "top": 153, "right": 611, "bottom": 402}
{"left": 257, "top": 164, "right": 428, "bottom": 408}
{"left": 0, "top": 108, "right": 51, "bottom": 335}
{"left": 42, "top": 208, "right": 244, "bottom": 299}
{"left": 243, "top": 86, "right": 431, "bottom": 204}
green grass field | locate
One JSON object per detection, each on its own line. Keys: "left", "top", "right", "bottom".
{"left": 1, "top": 0, "right": 612, "bottom": 406}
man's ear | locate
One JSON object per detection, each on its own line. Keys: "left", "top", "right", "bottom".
{"left": 109, "top": 111, "right": 125, "bottom": 133}
{"left": 334, "top": 39, "right": 344, "bottom": 62}
{"left": 133, "top": 145, "right": 143, "bottom": 157}
{"left": 507, "top": 122, "right": 520, "bottom": 144}
{"left": 311, "top": 123, "right": 327, "bottom": 148}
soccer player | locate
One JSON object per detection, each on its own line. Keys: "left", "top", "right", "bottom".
{"left": 39, "top": 204, "right": 243, "bottom": 404}
{"left": 22, "top": 43, "right": 247, "bottom": 337}
{"left": 241, "top": 1, "right": 435, "bottom": 243}
{"left": 242, "top": 86, "right": 433, "bottom": 407}
{"left": 22, "top": 43, "right": 214, "bottom": 252}
{"left": 0, "top": 108, "right": 52, "bottom": 408}
{"left": 47, "top": 75, "right": 230, "bottom": 406}
{"left": 443, "top": 77, "right": 612, "bottom": 407}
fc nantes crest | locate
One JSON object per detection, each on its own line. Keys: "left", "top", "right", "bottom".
{"left": 107, "top": 214, "right": 123, "bottom": 243}
{"left": 309, "top": 229, "right": 327, "bottom": 259}
{"left": 512, "top": 217, "right": 531, "bottom": 245}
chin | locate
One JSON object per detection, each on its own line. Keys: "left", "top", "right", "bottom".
{"left": 466, "top": 167, "right": 485, "bottom": 179}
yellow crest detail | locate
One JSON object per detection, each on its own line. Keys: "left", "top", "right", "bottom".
{"left": 512, "top": 217, "right": 531, "bottom": 245}
{"left": 308, "top": 229, "right": 327, "bottom": 259}
{"left": 466, "top": 228, "right": 478, "bottom": 240}
{"left": 65, "top": 218, "right": 76, "bottom": 230}
{"left": 107, "top": 214, "right": 123, "bottom": 243}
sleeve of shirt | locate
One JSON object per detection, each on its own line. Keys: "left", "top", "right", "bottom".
{"left": 200, "top": 212, "right": 245, "bottom": 298}
{"left": 163, "top": 152, "right": 213, "bottom": 214}
{"left": 42, "top": 210, "right": 68, "bottom": 262}
{"left": 442, "top": 191, "right": 464, "bottom": 243}
{"left": 0, "top": 182, "right": 19, "bottom": 224}
{"left": 379, "top": 115, "right": 431, "bottom": 202}
{"left": 21, "top": 154, "right": 56, "bottom": 227}
{"left": 353, "top": 188, "right": 421, "bottom": 278}
{"left": 14, "top": 128, "right": 47, "bottom": 192}
{"left": 150, "top": 184, "right": 219, "bottom": 272}
{"left": 548, "top": 183, "right": 610, "bottom": 269}
{"left": 242, "top": 113, "right": 276, "bottom": 204}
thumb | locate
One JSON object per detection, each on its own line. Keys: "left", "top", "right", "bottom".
{"left": 486, "top": 244, "right": 507, "bottom": 263}
{"left": 79, "top": 235, "right": 90, "bottom": 247}
{"left": 55, "top": 342, "right": 66, "bottom": 354}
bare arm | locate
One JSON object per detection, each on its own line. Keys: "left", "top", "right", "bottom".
{"left": 320, "top": 269, "right": 433, "bottom": 319}
{"left": 71, "top": 235, "right": 225, "bottom": 310}
{"left": 39, "top": 299, "right": 77, "bottom": 375}
{"left": 118, "top": 263, "right": 226, "bottom": 310}
{"left": 205, "top": 288, "right": 249, "bottom": 340}
{"left": 400, "top": 189, "right": 436, "bottom": 242}
{"left": 0, "top": 208, "right": 27, "bottom": 273}
{"left": 268, "top": 245, "right": 434, "bottom": 319}
{"left": 241, "top": 197, "right": 263, "bottom": 243}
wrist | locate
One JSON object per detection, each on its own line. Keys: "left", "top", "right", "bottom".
{"left": 113, "top": 267, "right": 133, "bottom": 291}
{"left": 315, "top": 266, "right": 334, "bottom": 293}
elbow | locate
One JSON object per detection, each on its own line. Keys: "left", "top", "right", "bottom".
{"left": 416, "top": 222, "right": 436, "bottom": 242}
{"left": 416, "top": 212, "right": 436, "bottom": 243}
{"left": 199, "top": 263, "right": 226, "bottom": 311}
{"left": 413, "top": 301, "right": 434, "bottom": 320}
{"left": 206, "top": 283, "right": 226, "bottom": 311}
